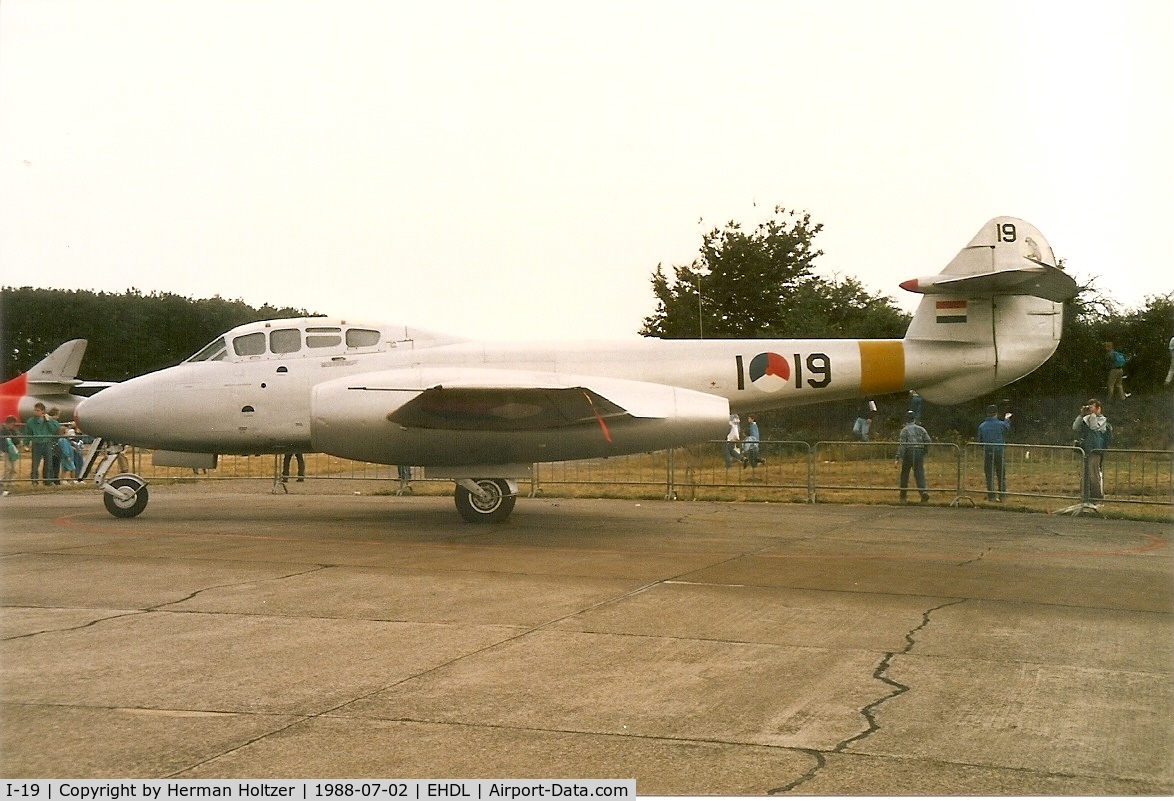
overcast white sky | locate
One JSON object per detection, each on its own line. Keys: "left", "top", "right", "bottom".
{"left": 2, "top": 0, "right": 1171, "bottom": 342}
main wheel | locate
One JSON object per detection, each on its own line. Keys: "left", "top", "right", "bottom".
{"left": 103, "top": 474, "right": 149, "bottom": 518}
{"left": 454, "top": 478, "right": 516, "bottom": 524}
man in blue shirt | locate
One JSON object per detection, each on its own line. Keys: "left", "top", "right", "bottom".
{"left": 977, "top": 404, "right": 1012, "bottom": 501}
{"left": 896, "top": 411, "right": 932, "bottom": 504}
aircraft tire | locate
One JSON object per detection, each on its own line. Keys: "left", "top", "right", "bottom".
{"left": 454, "top": 478, "right": 516, "bottom": 524}
{"left": 103, "top": 475, "right": 149, "bottom": 518}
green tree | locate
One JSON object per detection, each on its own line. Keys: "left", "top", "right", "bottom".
{"left": 1100, "top": 292, "right": 1174, "bottom": 392}
{"left": 1, "top": 287, "right": 312, "bottom": 381}
{"left": 640, "top": 207, "right": 908, "bottom": 339}
{"left": 1008, "top": 284, "right": 1174, "bottom": 400}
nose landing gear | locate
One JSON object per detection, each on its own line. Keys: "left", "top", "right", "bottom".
{"left": 80, "top": 438, "right": 150, "bottom": 518}
{"left": 103, "top": 474, "right": 150, "bottom": 518}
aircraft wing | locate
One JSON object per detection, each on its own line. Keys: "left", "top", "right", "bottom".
{"left": 387, "top": 385, "right": 628, "bottom": 432}
{"left": 312, "top": 367, "right": 731, "bottom": 464}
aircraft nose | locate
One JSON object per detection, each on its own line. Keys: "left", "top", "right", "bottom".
{"left": 76, "top": 382, "right": 138, "bottom": 443}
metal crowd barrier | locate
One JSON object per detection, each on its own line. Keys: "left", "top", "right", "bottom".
{"left": 810, "top": 440, "right": 961, "bottom": 503}
{"left": 960, "top": 442, "right": 1086, "bottom": 505}
{"left": 526, "top": 441, "right": 813, "bottom": 503}
{"left": 533, "top": 440, "right": 1171, "bottom": 511}
{"left": 3, "top": 435, "right": 1171, "bottom": 512}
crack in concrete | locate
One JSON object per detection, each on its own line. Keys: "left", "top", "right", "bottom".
{"left": 152, "top": 564, "right": 335, "bottom": 610}
{"left": 1, "top": 609, "right": 148, "bottom": 641}
{"left": 768, "top": 598, "right": 966, "bottom": 795}
{"left": 2, "top": 565, "right": 335, "bottom": 640}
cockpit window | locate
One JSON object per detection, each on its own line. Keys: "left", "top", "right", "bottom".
{"left": 233, "top": 332, "right": 266, "bottom": 357}
{"left": 270, "top": 328, "right": 301, "bottom": 354}
{"left": 305, "top": 326, "right": 342, "bottom": 348}
{"left": 346, "top": 328, "right": 381, "bottom": 348}
{"left": 188, "top": 337, "right": 228, "bottom": 362}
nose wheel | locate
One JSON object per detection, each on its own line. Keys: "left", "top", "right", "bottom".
{"left": 81, "top": 440, "right": 150, "bottom": 519}
{"left": 102, "top": 474, "right": 150, "bottom": 518}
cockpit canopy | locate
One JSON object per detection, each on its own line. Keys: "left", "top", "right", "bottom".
{"left": 186, "top": 318, "right": 463, "bottom": 363}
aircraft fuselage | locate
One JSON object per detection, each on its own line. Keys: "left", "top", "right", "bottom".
{"left": 76, "top": 317, "right": 1040, "bottom": 465}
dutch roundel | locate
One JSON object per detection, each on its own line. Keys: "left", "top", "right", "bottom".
{"left": 749, "top": 352, "right": 789, "bottom": 393}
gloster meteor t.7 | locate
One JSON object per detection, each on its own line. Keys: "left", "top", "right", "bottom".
{"left": 76, "top": 217, "right": 1077, "bottom": 522}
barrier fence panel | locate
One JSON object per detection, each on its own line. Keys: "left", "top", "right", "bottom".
{"left": 960, "top": 443, "right": 1085, "bottom": 506}
{"left": 534, "top": 452, "right": 672, "bottom": 499}
{"left": 811, "top": 441, "right": 961, "bottom": 504}
{"left": 668, "top": 441, "right": 813, "bottom": 503}
{"left": 1099, "top": 449, "right": 1174, "bottom": 507}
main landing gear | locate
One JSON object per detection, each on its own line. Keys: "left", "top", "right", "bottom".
{"left": 453, "top": 478, "right": 517, "bottom": 523}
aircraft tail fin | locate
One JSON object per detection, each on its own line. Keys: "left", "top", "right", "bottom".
{"left": 900, "top": 218, "right": 1077, "bottom": 403}
{"left": 26, "top": 339, "right": 89, "bottom": 390}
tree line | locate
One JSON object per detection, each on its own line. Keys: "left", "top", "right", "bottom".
{"left": 4, "top": 206, "right": 1172, "bottom": 402}
{"left": 1, "top": 287, "right": 311, "bottom": 381}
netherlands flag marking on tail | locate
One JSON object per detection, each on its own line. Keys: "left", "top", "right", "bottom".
{"left": 935, "top": 300, "right": 967, "bottom": 324}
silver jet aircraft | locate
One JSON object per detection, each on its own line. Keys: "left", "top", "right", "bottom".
{"left": 77, "top": 217, "right": 1077, "bottom": 522}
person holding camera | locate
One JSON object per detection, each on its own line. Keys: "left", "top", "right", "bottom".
{"left": 1073, "top": 399, "right": 1112, "bottom": 502}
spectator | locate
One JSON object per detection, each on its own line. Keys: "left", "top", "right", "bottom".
{"left": 744, "top": 415, "right": 761, "bottom": 468}
{"left": 24, "top": 403, "right": 60, "bottom": 486}
{"left": 1073, "top": 399, "right": 1112, "bottom": 502}
{"left": 69, "top": 424, "right": 91, "bottom": 482}
{"left": 896, "top": 410, "right": 931, "bottom": 504}
{"left": 977, "top": 404, "right": 1012, "bottom": 502}
{"left": 57, "top": 424, "right": 77, "bottom": 483}
{"left": 1103, "top": 342, "right": 1129, "bottom": 401}
{"left": 1165, "top": 335, "right": 1173, "bottom": 386}
{"left": 1, "top": 415, "right": 20, "bottom": 494}
{"left": 723, "top": 414, "right": 743, "bottom": 468}
{"left": 908, "top": 390, "right": 923, "bottom": 423}
{"left": 46, "top": 407, "right": 66, "bottom": 484}
{"left": 282, "top": 452, "right": 305, "bottom": 483}
{"left": 852, "top": 399, "right": 875, "bottom": 441}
